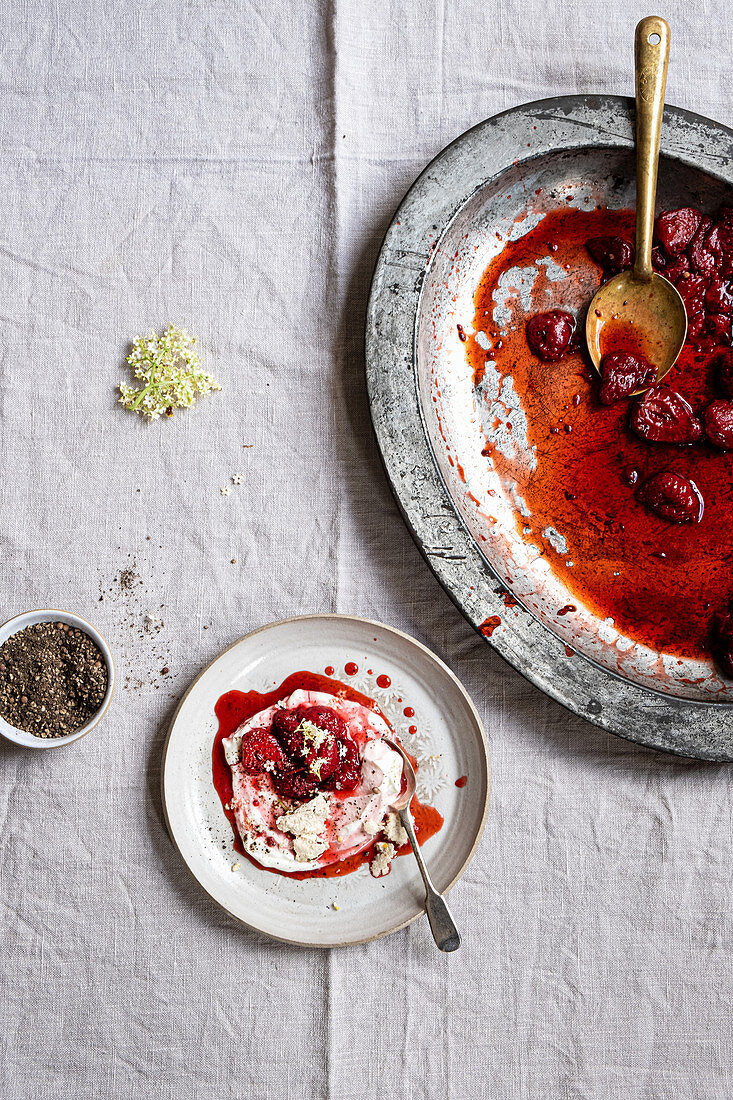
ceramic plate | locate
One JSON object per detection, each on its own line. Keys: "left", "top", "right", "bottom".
{"left": 366, "top": 94, "right": 733, "bottom": 761}
{"left": 161, "top": 614, "right": 490, "bottom": 947}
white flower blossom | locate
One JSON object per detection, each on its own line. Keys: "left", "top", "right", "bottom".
{"left": 119, "top": 324, "right": 221, "bottom": 420}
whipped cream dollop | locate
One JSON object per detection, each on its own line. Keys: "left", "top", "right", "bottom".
{"left": 222, "top": 688, "right": 404, "bottom": 873}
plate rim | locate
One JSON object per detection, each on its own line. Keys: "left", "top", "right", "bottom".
{"left": 365, "top": 93, "right": 733, "bottom": 763}
{"left": 161, "top": 612, "right": 492, "bottom": 948}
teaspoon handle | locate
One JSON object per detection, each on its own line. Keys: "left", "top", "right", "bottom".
{"left": 399, "top": 807, "right": 461, "bottom": 952}
{"left": 634, "top": 16, "right": 670, "bottom": 281}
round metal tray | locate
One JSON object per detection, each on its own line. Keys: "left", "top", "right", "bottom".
{"left": 365, "top": 94, "right": 733, "bottom": 762}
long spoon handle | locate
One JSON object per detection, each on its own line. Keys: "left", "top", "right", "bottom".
{"left": 634, "top": 16, "right": 671, "bottom": 281}
{"left": 399, "top": 807, "right": 461, "bottom": 952}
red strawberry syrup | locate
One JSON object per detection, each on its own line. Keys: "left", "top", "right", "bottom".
{"left": 467, "top": 206, "right": 733, "bottom": 660}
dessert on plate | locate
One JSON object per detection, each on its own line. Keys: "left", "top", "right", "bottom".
{"left": 213, "top": 673, "right": 442, "bottom": 879}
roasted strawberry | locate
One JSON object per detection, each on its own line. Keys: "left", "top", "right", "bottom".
{"left": 663, "top": 254, "right": 690, "bottom": 284}
{"left": 586, "top": 236, "right": 634, "bottom": 274}
{"left": 276, "top": 705, "right": 349, "bottom": 783}
{"left": 705, "top": 275, "right": 733, "bottom": 315}
{"left": 676, "top": 273, "right": 708, "bottom": 317}
{"left": 715, "top": 349, "right": 733, "bottom": 397}
{"left": 308, "top": 735, "right": 342, "bottom": 782}
{"left": 715, "top": 215, "right": 733, "bottom": 278}
{"left": 637, "top": 471, "right": 704, "bottom": 524}
{"left": 630, "top": 385, "right": 703, "bottom": 444}
{"left": 703, "top": 400, "right": 733, "bottom": 450}
{"left": 688, "top": 216, "right": 717, "bottom": 278}
{"left": 239, "top": 729, "right": 291, "bottom": 776}
{"left": 598, "top": 351, "right": 656, "bottom": 405}
{"left": 525, "top": 310, "right": 576, "bottom": 362}
{"left": 324, "top": 737, "right": 362, "bottom": 792}
{"left": 296, "top": 705, "right": 348, "bottom": 739}
{"left": 686, "top": 311, "right": 708, "bottom": 341}
{"left": 271, "top": 707, "right": 302, "bottom": 740}
{"left": 654, "top": 207, "right": 702, "bottom": 256}
{"left": 652, "top": 245, "right": 690, "bottom": 283}
{"left": 705, "top": 314, "right": 733, "bottom": 345}
{"left": 275, "top": 703, "right": 347, "bottom": 743}
{"left": 273, "top": 769, "right": 320, "bottom": 801}
{"left": 652, "top": 245, "right": 667, "bottom": 271}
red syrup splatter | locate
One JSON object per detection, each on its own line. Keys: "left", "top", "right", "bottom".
{"left": 212, "top": 671, "right": 443, "bottom": 880}
{"left": 344, "top": 662, "right": 358, "bottom": 676}
{"left": 376, "top": 674, "right": 391, "bottom": 688}
{"left": 479, "top": 616, "right": 502, "bottom": 637}
{"left": 455, "top": 775, "right": 468, "bottom": 788}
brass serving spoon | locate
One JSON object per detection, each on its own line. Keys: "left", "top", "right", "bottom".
{"left": 585, "top": 16, "right": 687, "bottom": 387}
{"left": 385, "top": 736, "right": 461, "bottom": 952}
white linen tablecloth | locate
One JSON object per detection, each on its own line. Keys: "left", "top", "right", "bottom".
{"left": 0, "top": 1, "right": 731, "bottom": 1097}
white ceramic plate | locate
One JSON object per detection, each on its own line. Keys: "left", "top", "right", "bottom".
{"left": 161, "top": 614, "right": 490, "bottom": 947}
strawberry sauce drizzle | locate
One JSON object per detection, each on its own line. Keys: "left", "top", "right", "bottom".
{"left": 212, "top": 671, "right": 443, "bottom": 880}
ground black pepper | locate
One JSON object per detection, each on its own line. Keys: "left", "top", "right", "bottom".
{"left": 0, "top": 622, "right": 108, "bottom": 738}
{"left": 118, "top": 568, "right": 138, "bottom": 591}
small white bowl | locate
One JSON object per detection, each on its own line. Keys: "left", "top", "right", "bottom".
{"left": 0, "top": 610, "right": 115, "bottom": 749}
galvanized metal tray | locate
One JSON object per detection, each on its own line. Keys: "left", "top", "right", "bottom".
{"left": 365, "top": 95, "right": 733, "bottom": 761}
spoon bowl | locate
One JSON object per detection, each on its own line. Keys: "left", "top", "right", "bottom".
{"left": 586, "top": 268, "right": 687, "bottom": 385}
{"left": 387, "top": 736, "right": 417, "bottom": 811}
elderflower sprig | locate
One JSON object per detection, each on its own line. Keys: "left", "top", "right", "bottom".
{"left": 119, "top": 324, "right": 221, "bottom": 420}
